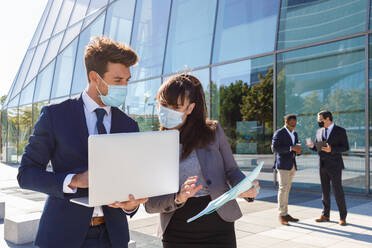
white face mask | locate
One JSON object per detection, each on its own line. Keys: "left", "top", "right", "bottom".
{"left": 158, "top": 105, "right": 184, "bottom": 129}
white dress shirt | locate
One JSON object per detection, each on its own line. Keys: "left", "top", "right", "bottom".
{"left": 63, "top": 90, "right": 111, "bottom": 217}
{"left": 284, "top": 126, "right": 296, "bottom": 150}
{"left": 323, "top": 122, "right": 334, "bottom": 140}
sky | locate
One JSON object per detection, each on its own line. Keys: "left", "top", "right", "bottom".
{"left": 0, "top": 0, "right": 48, "bottom": 98}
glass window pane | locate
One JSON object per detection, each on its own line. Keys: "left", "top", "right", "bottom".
{"left": 125, "top": 79, "right": 161, "bottom": 131}
{"left": 192, "top": 69, "right": 210, "bottom": 117}
{"left": 277, "top": 37, "right": 365, "bottom": 193}
{"left": 130, "top": 0, "right": 171, "bottom": 80}
{"left": 34, "top": 60, "right": 56, "bottom": 103}
{"left": 86, "top": 0, "right": 108, "bottom": 15}
{"left": 69, "top": 0, "right": 90, "bottom": 25}
{"left": 164, "top": 0, "right": 216, "bottom": 74}
{"left": 82, "top": 7, "right": 107, "bottom": 31}
{"left": 8, "top": 94, "right": 20, "bottom": 108}
{"left": 60, "top": 20, "right": 84, "bottom": 52}
{"left": 32, "top": 101, "right": 49, "bottom": 127}
{"left": 19, "top": 80, "right": 36, "bottom": 106}
{"left": 25, "top": 41, "right": 49, "bottom": 84}
{"left": 213, "top": 0, "right": 279, "bottom": 63}
{"left": 369, "top": 34, "right": 372, "bottom": 192}
{"left": 212, "top": 56, "right": 274, "bottom": 183}
{"left": 278, "top": 0, "right": 366, "bottom": 50}
{"left": 40, "top": 0, "right": 64, "bottom": 42}
{"left": 41, "top": 32, "right": 64, "bottom": 70}
{"left": 1, "top": 110, "right": 8, "bottom": 162}
{"left": 103, "top": 0, "right": 136, "bottom": 45}
{"left": 30, "top": 0, "right": 53, "bottom": 48}
{"left": 51, "top": 39, "right": 78, "bottom": 98}
{"left": 7, "top": 108, "right": 18, "bottom": 163}
{"left": 18, "top": 105, "right": 33, "bottom": 162}
{"left": 71, "top": 13, "right": 106, "bottom": 95}
{"left": 11, "top": 49, "right": 36, "bottom": 98}
{"left": 53, "top": 0, "right": 75, "bottom": 35}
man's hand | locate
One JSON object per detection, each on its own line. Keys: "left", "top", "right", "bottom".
{"left": 175, "top": 176, "right": 203, "bottom": 204}
{"left": 108, "top": 194, "right": 148, "bottom": 211}
{"left": 69, "top": 171, "right": 88, "bottom": 189}
{"left": 292, "top": 145, "right": 302, "bottom": 155}
{"left": 321, "top": 143, "right": 332, "bottom": 153}
{"left": 239, "top": 181, "right": 260, "bottom": 198}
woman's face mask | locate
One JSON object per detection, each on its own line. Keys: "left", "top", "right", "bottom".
{"left": 157, "top": 105, "right": 185, "bottom": 129}
{"left": 96, "top": 73, "right": 127, "bottom": 107}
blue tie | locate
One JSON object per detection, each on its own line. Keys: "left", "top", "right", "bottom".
{"left": 95, "top": 108, "right": 107, "bottom": 134}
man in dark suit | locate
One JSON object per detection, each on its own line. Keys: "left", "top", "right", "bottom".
{"left": 272, "top": 114, "right": 301, "bottom": 225}
{"left": 17, "top": 37, "right": 147, "bottom": 248}
{"left": 306, "top": 110, "right": 349, "bottom": 226}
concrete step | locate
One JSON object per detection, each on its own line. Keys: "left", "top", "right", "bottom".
{"left": 4, "top": 212, "right": 41, "bottom": 245}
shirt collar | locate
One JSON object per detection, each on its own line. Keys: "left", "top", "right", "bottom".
{"left": 82, "top": 90, "right": 111, "bottom": 115}
{"left": 326, "top": 122, "right": 334, "bottom": 131}
{"left": 284, "top": 126, "right": 295, "bottom": 135}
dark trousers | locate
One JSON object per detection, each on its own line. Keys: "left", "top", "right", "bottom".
{"left": 319, "top": 166, "right": 347, "bottom": 220}
{"left": 81, "top": 224, "right": 112, "bottom": 248}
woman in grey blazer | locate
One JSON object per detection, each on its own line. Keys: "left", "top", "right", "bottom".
{"left": 144, "top": 74, "right": 259, "bottom": 248}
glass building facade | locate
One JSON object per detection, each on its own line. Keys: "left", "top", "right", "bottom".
{"left": 1, "top": 0, "right": 372, "bottom": 194}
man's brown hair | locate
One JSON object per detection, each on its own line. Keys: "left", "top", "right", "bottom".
{"left": 84, "top": 36, "right": 138, "bottom": 80}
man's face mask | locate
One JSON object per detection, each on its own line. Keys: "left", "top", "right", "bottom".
{"left": 318, "top": 121, "right": 325, "bottom": 128}
{"left": 157, "top": 105, "right": 184, "bottom": 129}
{"left": 96, "top": 73, "right": 127, "bottom": 107}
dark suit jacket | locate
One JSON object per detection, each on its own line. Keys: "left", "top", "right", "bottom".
{"left": 145, "top": 123, "right": 246, "bottom": 236}
{"left": 272, "top": 127, "right": 298, "bottom": 170}
{"left": 17, "top": 95, "right": 139, "bottom": 248}
{"left": 312, "top": 125, "right": 349, "bottom": 170}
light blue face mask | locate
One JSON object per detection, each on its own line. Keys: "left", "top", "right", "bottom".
{"left": 96, "top": 73, "right": 127, "bottom": 107}
{"left": 158, "top": 105, "right": 184, "bottom": 129}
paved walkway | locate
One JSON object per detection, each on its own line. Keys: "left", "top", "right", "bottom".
{"left": 0, "top": 163, "right": 371, "bottom": 247}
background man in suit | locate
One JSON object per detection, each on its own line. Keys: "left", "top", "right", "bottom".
{"left": 17, "top": 37, "right": 147, "bottom": 248}
{"left": 272, "top": 114, "right": 301, "bottom": 225}
{"left": 306, "top": 110, "right": 349, "bottom": 226}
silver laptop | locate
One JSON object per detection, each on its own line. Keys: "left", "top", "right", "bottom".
{"left": 70, "top": 130, "right": 179, "bottom": 207}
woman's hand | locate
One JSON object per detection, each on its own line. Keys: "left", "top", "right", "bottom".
{"left": 239, "top": 181, "right": 260, "bottom": 198}
{"left": 175, "top": 176, "right": 203, "bottom": 204}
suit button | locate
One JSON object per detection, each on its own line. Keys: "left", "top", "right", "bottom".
{"left": 206, "top": 179, "right": 212, "bottom": 185}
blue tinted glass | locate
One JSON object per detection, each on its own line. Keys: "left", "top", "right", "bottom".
{"left": 39, "top": 0, "right": 64, "bottom": 42}
{"left": 69, "top": 0, "right": 90, "bottom": 26}
{"left": 103, "top": 0, "right": 136, "bottom": 44}
{"left": 25, "top": 41, "right": 49, "bottom": 84}
{"left": 51, "top": 39, "right": 79, "bottom": 98}
{"left": 34, "top": 60, "right": 56, "bottom": 102}
{"left": 125, "top": 78, "right": 161, "bottom": 131}
{"left": 41, "top": 32, "right": 64, "bottom": 70}
{"left": 164, "top": 0, "right": 217, "bottom": 74}
{"left": 7, "top": 108, "right": 18, "bottom": 163}
{"left": 30, "top": 0, "right": 52, "bottom": 48}
{"left": 71, "top": 13, "right": 105, "bottom": 95}
{"left": 11, "top": 49, "right": 36, "bottom": 98}
{"left": 213, "top": 0, "right": 278, "bottom": 63}
{"left": 130, "top": 0, "right": 171, "bottom": 80}
{"left": 19, "top": 80, "right": 36, "bottom": 106}
{"left": 277, "top": 37, "right": 365, "bottom": 192}
{"left": 53, "top": 0, "right": 75, "bottom": 35}
{"left": 278, "top": 0, "right": 366, "bottom": 49}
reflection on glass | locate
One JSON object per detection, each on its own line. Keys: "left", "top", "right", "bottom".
{"left": 51, "top": 39, "right": 78, "bottom": 98}
{"left": 25, "top": 41, "right": 49, "bottom": 84}
{"left": 277, "top": 37, "right": 365, "bottom": 192}
{"left": 190, "top": 69, "right": 210, "bottom": 117}
{"left": 69, "top": 0, "right": 90, "bottom": 26}
{"left": 19, "top": 80, "right": 36, "bottom": 106}
{"left": 34, "top": 60, "right": 55, "bottom": 103}
{"left": 39, "top": 0, "right": 64, "bottom": 42}
{"left": 1, "top": 110, "right": 8, "bottom": 162}
{"left": 103, "top": 0, "right": 135, "bottom": 44}
{"left": 164, "top": 0, "right": 216, "bottom": 74}
{"left": 369, "top": 34, "right": 372, "bottom": 191}
{"left": 32, "top": 102, "right": 49, "bottom": 128}
{"left": 7, "top": 108, "right": 18, "bottom": 163}
{"left": 18, "top": 105, "right": 33, "bottom": 162}
{"left": 71, "top": 13, "right": 105, "bottom": 95}
{"left": 53, "top": 0, "right": 75, "bottom": 35}
{"left": 213, "top": 0, "right": 278, "bottom": 63}
{"left": 41, "top": 32, "right": 64, "bottom": 70}
{"left": 11, "top": 48, "right": 36, "bottom": 98}
{"left": 125, "top": 79, "right": 161, "bottom": 131}
{"left": 278, "top": 0, "right": 366, "bottom": 50}
{"left": 130, "top": 0, "right": 171, "bottom": 80}
{"left": 211, "top": 56, "right": 274, "bottom": 182}
{"left": 29, "top": 0, "right": 52, "bottom": 48}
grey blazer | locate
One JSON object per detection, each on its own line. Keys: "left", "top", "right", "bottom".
{"left": 144, "top": 123, "right": 246, "bottom": 236}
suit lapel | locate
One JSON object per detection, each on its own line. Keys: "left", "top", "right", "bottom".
{"left": 74, "top": 95, "right": 89, "bottom": 152}
{"left": 327, "top": 125, "right": 337, "bottom": 142}
{"left": 283, "top": 128, "right": 294, "bottom": 145}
